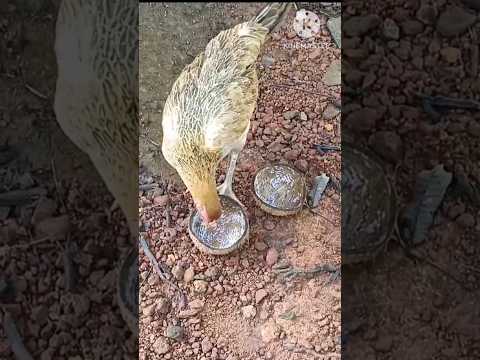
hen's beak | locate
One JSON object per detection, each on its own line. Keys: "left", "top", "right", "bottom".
{"left": 197, "top": 203, "right": 221, "bottom": 224}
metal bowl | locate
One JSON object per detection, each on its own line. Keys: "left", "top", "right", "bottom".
{"left": 188, "top": 195, "right": 249, "bottom": 255}
{"left": 117, "top": 248, "right": 138, "bottom": 337}
{"left": 253, "top": 163, "right": 306, "bottom": 216}
{"left": 342, "top": 140, "right": 397, "bottom": 264}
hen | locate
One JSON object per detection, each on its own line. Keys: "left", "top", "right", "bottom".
{"left": 162, "top": 3, "right": 291, "bottom": 223}
{"left": 54, "top": 0, "right": 138, "bottom": 237}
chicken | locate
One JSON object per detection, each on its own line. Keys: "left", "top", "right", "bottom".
{"left": 162, "top": 3, "right": 291, "bottom": 224}
{"left": 54, "top": 0, "right": 138, "bottom": 238}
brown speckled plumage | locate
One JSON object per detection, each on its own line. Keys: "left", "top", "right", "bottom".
{"left": 162, "top": 3, "right": 291, "bottom": 220}
{"left": 54, "top": 0, "right": 138, "bottom": 235}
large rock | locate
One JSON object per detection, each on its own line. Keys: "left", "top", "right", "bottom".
{"left": 437, "top": 7, "right": 476, "bottom": 37}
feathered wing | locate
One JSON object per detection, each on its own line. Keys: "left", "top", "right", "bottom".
{"left": 54, "top": 0, "right": 139, "bottom": 234}
{"left": 201, "top": 23, "right": 267, "bottom": 154}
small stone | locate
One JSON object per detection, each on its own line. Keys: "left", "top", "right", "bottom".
{"left": 457, "top": 213, "right": 475, "bottom": 227}
{"left": 261, "top": 56, "right": 274, "bottom": 67}
{"left": 265, "top": 248, "right": 279, "bottom": 266}
{"left": 448, "top": 203, "right": 465, "bottom": 219}
{"left": 166, "top": 325, "right": 184, "bottom": 341}
{"left": 34, "top": 215, "right": 70, "bottom": 240}
{"left": 201, "top": 338, "right": 213, "bottom": 353}
{"left": 374, "top": 335, "right": 393, "bottom": 352}
{"left": 346, "top": 108, "right": 379, "bottom": 132}
{"left": 369, "top": 131, "right": 404, "bottom": 163}
{"left": 324, "top": 123, "right": 334, "bottom": 132}
{"left": 323, "top": 104, "right": 340, "bottom": 120}
{"left": 178, "top": 308, "right": 201, "bottom": 318}
{"left": 327, "top": 16, "right": 341, "bottom": 48}
{"left": 294, "top": 159, "right": 308, "bottom": 173}
{"left": 157, "top": 297, "right": 171, "bottom": 315}
{"left": 299, "top": 112, "right": 308, "bottom": 121}
{"left": 255, "top": 289, "right": 268, "bottom": 304}
{"left": 285, "top": 149, "right": 300, "bottom": 161}
{"left": 467, "top": 119, "right": 480, "bottom": 137}
{"left": 183, "top": 266, "right": 195, "bottom": 283}
{"left": 440, "top": 47, "right": 461, "bottom": 63}
{"left": 344, "top": 15, "right": 381, "bottom": 37}
{"left": 31, "top": 197, "right": 56, "bottom": 224}
{"left": 255, "top": 241, "right": 268, "bottom": 251}
{"left": 242, "top": 305, "right": 257, "bottom": 319}
{"left": 401, "top": 20, "right": 424, "bottom": 36}
{"left": 283, "top": 110, "right": 298, "bottom": 120}
{"left": 323, "top": 60, "right": 341, "bottom": 86}
{"left": 437, "top": 7, "right": 476, "bottom": 37}
{"left": 153, "top": 195, "right": 169, "bottom": 206}
{"left": 153, "top": 337, "right": 170, "bottom": 354}
{"left": 204, "top": 266, "right": 220, "bottom": 280}
{"left": 194, "top": 280, "right": 208, "bottom": 294}
{"left": 32, "top": 305, "right": 49, "bottom": 326}
{"left": 416, "top": 5, "right": 437, "bottom": 24}
{"left": 263, "top": 220, "right": 276, "bottom": 231}
{"left": 383, "top": 18, "right": 399, "bottom": 40}
{"left": 189, "top": 299, "right": 205, "bottom": 310}
{"left": 309, "top": 48, "right": 322, "bottom": 60}
{"left": 143, "top": 304, "right": 156, "bottom": 317}
{"left": 261, "top": 320, "right": 279, "bottom": 343}
{"left": 171, "top": 263, "right": 185, "bottom": 281}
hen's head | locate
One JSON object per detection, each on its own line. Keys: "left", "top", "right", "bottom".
{"left": 162, "top": 143, "right": 221, "bottom": 224}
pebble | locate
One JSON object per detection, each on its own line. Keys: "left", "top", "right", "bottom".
{"left": 260, "top": 320, "right": 279, "bottom": 343}
{"left": 189, "top": 299, "right": 205, "bottom": 310}
{"left": 346, "top": 108, "right": 378, "bottom": 132}
{"left": 323, "top": 104, "right": 340, "bottom": 120}
{"left": 299, "top": 112, "right": 308, "bottom": 121}
{"left": 401, "top": 20, "right": 424, "bottom": 36}
{"left": 157, "top": 297, "right": 171, "bottom": 315}
{"left": 31, "top": 197, "right": 56, "bottom": 224}
{"left": 263, "top": 220, "right": 276, "bottom": 231}
{"left": 166, "top": 325, "right": 184, "bottom": 341}
{"left": 153, "top": 195, "right": 169, "bottom": 206}
{"left": 309, "top": 48, "right": 322, "bottom": 60}
{"left": 383, "top": 18, "right": 399, "bottom": 40}
{"left": 255, "top": 289, "right": 268, "bottom": 304}
{"left": 416, "top": 5, "right": 437, "bottom": 24}
{"left": 457, "top": 213, "right": 475, "bottom": 227}
{"left": 254, "top": 241, "right": 268, "bottom": 251}
{"left": 294, "top": 159, "right": 308, "bottom": 173}
{"left": 448, "top": 203, "right": 466, "bottom": 219}
{"left": 285, "top": 149, "right": 300, "bottom": 161}
{"left": 283, "top": 110, "right": 299, "bottom": 120}
{"left": 368, "top": 131, "right": 404, "bottom": 163}
{"left": 171, "top": 263, "right": 185, "bottom": 281}
{"left": 205, "top": 266, "right": 220, "bottom": 280}
{"left": 183, "top": 266, "right": 195, "bottom": 283}
{"left": 323, "top": 60, "right": 341, "bottom": 86}
{"left": 194, "top": 280, "right": 208, "bottom": 294}
{"left": 374, "top": 335, "right": 393, "bottom": 352}
{"left": 468, "top": 120, "right": 480, "bottom": 137}
{"left": 178, "top": 308, "right": 201, "bottom": 318}
{"left": 261, "top": 55, "right": 274, "bottom": 67}
{"left": 153, "top": 337, "right": 170, "bottom": 354}
{"left": 440, "top": 47, "right": 461, "bottom": 63}
{"left": 437, "top": 7, "right": 476, "bottom": 37}
{"left": 201, "top": 338, "right": 213, "bottom": 353}
{"left": 265, "top": 248, "right": 279, "bottom": 266}
{"left": 143, "top": 304, "right": 156, "bottom": 317}
{"left": 241, "top": 305, "right": 257, "bottom": 319}
{"left": 34, "top": 215, "right": 70, "bottom": 240}
{"left": 344, "top": 15, "right": 381, "bottom": 37}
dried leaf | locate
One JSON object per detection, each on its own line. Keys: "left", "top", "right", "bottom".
{"left": 401, "top": 165, "right": 452, "bottom": 245}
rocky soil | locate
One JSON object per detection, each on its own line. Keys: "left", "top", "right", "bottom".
{"left": 0, "top": 1, "right": 136, "bottom": 359}
{"left": 139, "top": 3, "right": 341, "bottom": 360}
{"left": 343, "top": 1, "right": 480, "bottom": 359}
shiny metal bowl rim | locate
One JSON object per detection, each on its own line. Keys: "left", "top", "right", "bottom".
{"left": 252, "top": 162, "right": 306, "bottom": 212}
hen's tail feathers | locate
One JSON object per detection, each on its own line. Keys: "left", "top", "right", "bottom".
{"left": 252, "top": 2, "right": 292, "bottom": 33}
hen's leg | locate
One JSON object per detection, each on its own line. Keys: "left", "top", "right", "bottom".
{"left": 217, "top": 150, "right": 241, "bottom": 205}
